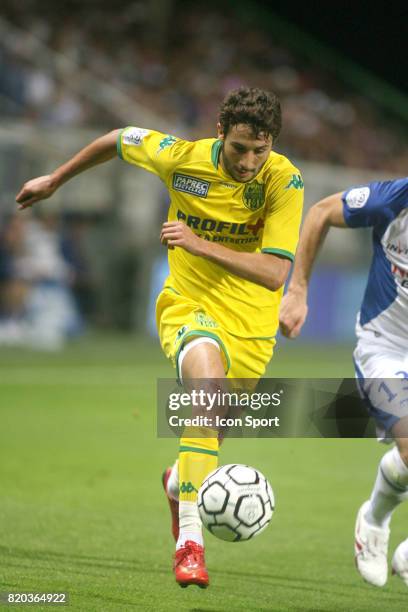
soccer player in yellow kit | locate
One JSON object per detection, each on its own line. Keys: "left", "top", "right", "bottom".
{"left": 16, "top": 87, "right": 303, "bottom": 588}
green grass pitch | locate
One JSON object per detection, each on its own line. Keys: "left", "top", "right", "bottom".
{"left": 1, "top": 334, "right": 407, "bottom": 611}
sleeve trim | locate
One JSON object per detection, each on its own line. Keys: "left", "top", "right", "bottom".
{"left": 116, "top": 128, "right": 125, "bottom": 159}
{"left": 341, "top": 197, "right": 355, "bottom": 227}
{"left": 261, "top": 248, "right": 294, "bottom": 262}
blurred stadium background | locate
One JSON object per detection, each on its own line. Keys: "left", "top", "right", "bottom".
{"left": 0, "top": 0, "right": 407, "bottom": 348}
{"left": 1, "top": 2, "right": 408, "bottom": 610}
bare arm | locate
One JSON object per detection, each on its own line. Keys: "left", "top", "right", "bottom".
{"left": 279, "top": 192, "right": 346, "bottom": 338}
{"left": 16, "top": 129, "right": 120, "bottom": 209}
{"left": 160, "top": 221, "right": 291, "bottom": 291}
{"left": 199, "top": 240, "right": 291, "bottom": 291}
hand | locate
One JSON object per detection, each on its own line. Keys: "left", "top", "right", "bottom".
{"left": 279, "top": 289, "right": 308, "bottom": 338}
{"left": 16, "top": 175, "right": 57, "bottom": 210}
{"left": 160, "top": 221, "right": 205, "bottom": 256}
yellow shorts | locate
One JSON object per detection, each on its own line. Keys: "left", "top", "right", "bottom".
{"left": 156, "top": 286, "right": 275, "bottom": 380}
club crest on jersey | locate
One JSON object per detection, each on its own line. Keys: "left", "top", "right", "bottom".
{"left": 195, "top": 311, "right": 218, "bottom": 328}
{"left": 242, "top": 181, "right": 265, "bottom": 211}
{"left": 173, "top": 173, "right": 210, "bottom": 198}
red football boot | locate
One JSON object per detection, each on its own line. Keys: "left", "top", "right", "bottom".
{"left": 173, "top": 540, "right": 209, "bottom": 588}
{"left": 162, "top": 467, "right": 179, "bottom": 542}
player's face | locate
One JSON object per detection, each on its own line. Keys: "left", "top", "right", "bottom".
{"left": 217, "top": 123, "right": 272, "bottom": 183}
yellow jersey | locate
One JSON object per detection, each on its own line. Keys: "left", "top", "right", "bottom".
{"left": 117, "top": 127, "right": 303, "bottom": 338}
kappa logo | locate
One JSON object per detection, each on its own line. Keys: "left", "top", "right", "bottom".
{"left": 123, "top": 127, "right": 149, "bottom": 146}
{"left": 173, "top": 173, "right": 210, "bottom": 198}
{"left": 157, "top": 135, "right": 178, "bottom": 154}
{"left": 285, "top": 174, "right": 304, "bottom": 190}
{"left": 180, "top": 481, "right": 198, "bottom": 494}
{"left": 242, "top": 181, "right": 265, "bottom": 211}
{"left": 346, "top": 187, "right": 370, "bottom": 209}
{"left": 175, "top": 325, "right": 189, "bottom": 344}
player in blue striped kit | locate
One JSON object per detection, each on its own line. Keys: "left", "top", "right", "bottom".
{"left": 279, "top": 177, "right": 408, "bottom": 588}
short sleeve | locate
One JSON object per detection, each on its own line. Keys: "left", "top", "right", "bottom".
{"left": 117, "top": 127, "right": 182, "bottom": 181}
{"left": 261, "top": 172, "right": 304, "bottom": 262}
{"left": 342, "top": 179, "right": 408, "bottom": 229}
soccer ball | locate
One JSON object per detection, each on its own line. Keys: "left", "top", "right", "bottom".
{"left": 197, "top": 464, "right": 274, "bottom": 542}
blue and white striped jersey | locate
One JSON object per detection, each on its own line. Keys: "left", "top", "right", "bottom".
{"left": 342, "top": 177, "right": 408, "bottom": 348}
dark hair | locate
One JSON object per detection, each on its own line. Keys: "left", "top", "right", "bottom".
{"left": 219, "top": 87, "right": 282, "bottom": 141}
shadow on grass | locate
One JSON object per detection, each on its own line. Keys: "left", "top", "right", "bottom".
{"left": 1, "top": 545, "right": 407, "bottom": 610}
{"left": 0, "top": 547, "right": 163, "bottom": 610}
{"left": 211, "top": 566, "right": 407, "bottom": 606}
{"left": 0, "top": 545, "right": 168, "bottom": 576}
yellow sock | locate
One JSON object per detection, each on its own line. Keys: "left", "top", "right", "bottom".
{"left": 179, "top": 426, "right": 219, "bottom": 502}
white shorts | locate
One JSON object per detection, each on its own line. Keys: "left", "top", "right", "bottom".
{"left": 353, "top": 338, "right": 408, "bottom": 440}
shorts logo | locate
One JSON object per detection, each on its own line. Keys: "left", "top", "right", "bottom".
{"left": 157, "top": 135, "right": 178, "bottom": 154}
{"left": 173, "top": 174, "right": 210, "bottom": 198}
{"left": 195, "top": 311, "right": 218, "bottom": 328}
{"left": 175, "top": 325, "right": 189, "bottom": 344}
{"left": 346, "top": 187, "right": 370, "bottom": 208}
{"left": 123, "top": 127, "right": 149, "bottom": 146}
{"left": 285, "top": 174, "right": 304, "bottom": 190}
{"left": 242, "top": 181, "right": 265, "bottom": 211}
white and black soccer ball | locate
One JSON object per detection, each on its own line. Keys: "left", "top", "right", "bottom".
{"left": 198, "top": 464, "right": 274, "bottom": 542}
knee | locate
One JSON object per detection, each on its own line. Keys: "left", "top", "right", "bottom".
{"left": 381, "top": 446, "right": 408, "bottom": 488}
{"left": 394, "top": 422, "right": 408, "bottom": 468}
{"left": 196, "top": 380, "right": 229, "bottom": 418}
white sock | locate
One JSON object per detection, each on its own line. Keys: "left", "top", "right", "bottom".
{"left": 365, "top": 446, "right": 408, "bottom": 528}
{"left": 176, "top": 501, "right": 203, "bottom": 550}
{"left": 397, "top": 538, "right": 408, "bottom": 561}
{"left": 166, "top": 460, "right": 179, "bottom": 500}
